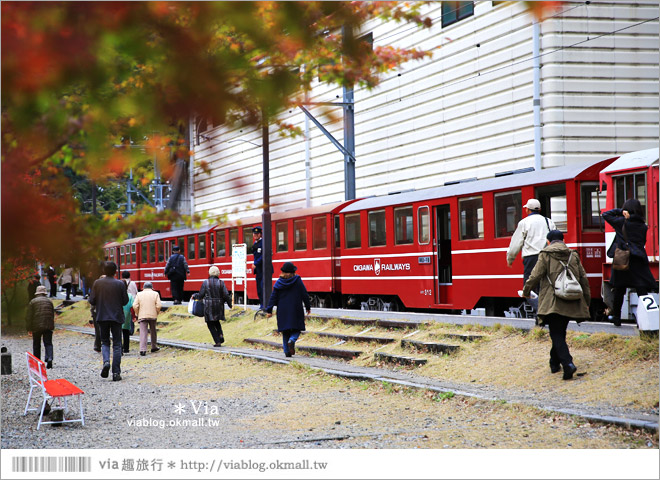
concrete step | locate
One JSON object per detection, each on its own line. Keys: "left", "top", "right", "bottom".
{"left": 244, "top": 338, "right": 362, "bottom": 359}
{"left": 311, "top": 315, "right": 427, "bottom": 330}
{"left": 436, "top": 333, "right": 485, "bottom": 342}
{"left": 273, "top": 330, "right": 395, "bottom": 345}
{"left": 401, "top": 339, "right": 460, "bottom": 355}
{"left": 374, "top": 352, "right": 427, "bottom": 367}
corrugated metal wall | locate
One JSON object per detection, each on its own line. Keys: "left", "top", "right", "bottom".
{"left": 191, "top": 0, "right": 659, "bottom": 219}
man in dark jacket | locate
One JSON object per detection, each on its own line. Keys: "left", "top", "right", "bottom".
{"left": 252, "top": 226, "right": 264, "bottom": 308}
{"left": 89, "top": 262, "right": 129, "bottom": 381}
{"left": 164, "top": 245, "right": 189, "bottom": 305}
{"left": 26, "top": 285, "right": 55, "bottom": 368}
{"left": 265, "top": 262, "right": 311, "bottom": 357}
{"left": 46, "top": 265, "right": 57, "bottom": 298}
{"left": 27, "top": 274, "right": 41, "bottom": 302}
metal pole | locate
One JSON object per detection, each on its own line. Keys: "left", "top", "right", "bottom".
{"left": 261, "top": 118, "right": 273, "bottom": 308}
{"left": 342, "top": 24, "right": 356, "bottom": 200}
{"left": 532, "top": 20, "right": 542, "bottom": 172}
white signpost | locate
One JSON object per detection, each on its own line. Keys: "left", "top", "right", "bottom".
{"left": 232, "top": 244, "right": 248, "bottom": 310}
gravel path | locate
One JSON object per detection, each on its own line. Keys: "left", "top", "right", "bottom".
{"left": 1, "top": 330, "right": 657, "bottom": 450}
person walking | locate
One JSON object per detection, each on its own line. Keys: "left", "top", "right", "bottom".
{"left": 27, "top": 274, "right": 41, "bottom": 302}
{"left": 121, "top": 270, "right": 139, "bottom": 297}
{"left": 46, "top": 265, "right": 57, "bottom": 298}
{"left": 507, "top": 199, "right": 557, "bottom": 286}
{"left": 198, "top": 266, "right": 233, "bottom": 347}
{"left": 251, "top": 226, "right": 264, "bottom": 308}
{"left": 25, "top": 285, "right": 55, "bottom": 369}
{"left": 164, "top": 245, "right": 189, "bottom": 304}
{"left": 522, "top": 230, "right": 591, "bottom": 380}
{"left": 265, "top": 262, "right": 311, "bottom": 357}
{"left": 603, "top": 198, "right": 657, "bottom": 326}
{"left": 58, "top": 265, "right": 73, "bottom": 301}
{"left": 89, "top": 261, "right": 129, "bottom": 381}
{"left": 133, "top": 282, "right": 162, "bottom": 356}
{"left": 121, "top": 275, "right": 136, "bottom": 354}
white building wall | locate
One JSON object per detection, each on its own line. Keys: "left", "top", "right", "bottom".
{"left": 191, "top": 0, "right": 659, "bottom": 220}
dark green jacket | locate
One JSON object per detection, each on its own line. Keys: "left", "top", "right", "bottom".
{"left": 26, "top": 295, "right": 55, "bottom": 332}
{"left": 522, "top": 241, "right": 591, "bottom": 322}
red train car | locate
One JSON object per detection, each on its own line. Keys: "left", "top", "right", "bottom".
{"left": 600, "top": 148, "right": 659, "bottom": 292}
{"left": 335, "top": 158, "right": 615, "bottom": 315}
{"left": 211, "top": 203, "right": 349, "bottom": 307}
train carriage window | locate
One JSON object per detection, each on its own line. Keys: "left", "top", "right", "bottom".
{"left": 276, "top": 222, "right": 289, "bottom": 252}
{"left": 131, "top": 244, "right": 136, "bottom": 264}
{"left": 294, "top": 219, "right": 307, "bottom": 251}
{"left": 157, "top": 241, "right": 164, "bottom": 262}
{"left": 216, "top": 230, "right": 226, "bottom": 257}
{"left": 418, "top": 206, "right": 430, "bottom": 244}
{"left": 581, "top": 182, "right": 605, "bottom": 230}
{"left": 345, "top": 213, "right": 361, "bottom": 248}
{"left": 394, "top": 206, "right": 414, "bottom": 245}
{"left": 188, "top": 235, "right": 196, "bottom": 260}
{"left": 199, "top": 235, "right": 206, "bottom": 259}
{"left": 178, "top": 237, "right": 185, "bottom": 252}
{"left": 149, "top": 242, "right": 156, "bottom": 264}
{"left": 334, "top": 216, "right": 340, "bottom": 248}
{"left": 120, "top": 246, "right": 125, "bottom": 266}
{"left": 536, "top": 185, "right": 567, "bottom": 232}
{"left": 368, "top": 210, "right": 386, "bottom": 247}
{"left": 494, "top": 191, "right": 522, "bottom": 237}
{"left": 165, "top": 241, "right": 170, "bottom": 260}
{"left": 614, "top": 173, "right": 647, "bottom": 217}
{"left": 229, "top": 228, "right": 238, "bottom": 255}
{"left": 313, "top": 216, "right": 327, "bottom": 250}
{"left": 142, "top": 243, "right": 148, "bottom": 264}
{"left": 459, "top": 196, "right": 484, "bottom": 240}
{"left": 243, "top": 227, "right": 253, "bottom": 251}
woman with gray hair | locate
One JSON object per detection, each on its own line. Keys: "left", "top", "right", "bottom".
{"left": 198, "top": 266, "right": 232, "bottom": 347}
{"left": 133, "top": 281, "right": 162, "bottom": 356}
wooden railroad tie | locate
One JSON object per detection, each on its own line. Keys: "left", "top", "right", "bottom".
{"left": 374, "top": 352, "right": 427, "bottom": 367}
{"left": 400, "top": 339, "right": 460, "bottom": 355}
{"left": 244, "top": 338, "right": 362, "bottom": 359}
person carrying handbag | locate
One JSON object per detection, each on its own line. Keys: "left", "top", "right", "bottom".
{"left": 603, "top": 198, "right": 656, "bottom": 326}
{"left": 198, "top": 266, "right": 232, "bottom": 347}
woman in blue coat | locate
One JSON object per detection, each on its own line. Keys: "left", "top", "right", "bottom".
{"left": 266, "top": 262, "right": 311, "bottom": 357}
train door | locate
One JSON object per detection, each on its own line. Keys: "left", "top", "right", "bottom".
{"left": 434, "top": 204, "right": 452, "bottom": 304}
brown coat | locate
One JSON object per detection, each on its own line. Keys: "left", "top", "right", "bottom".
{"left": 522, "top": 241, "right": 591, "bottom": 323}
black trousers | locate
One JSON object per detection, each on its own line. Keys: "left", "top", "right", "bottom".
{"left": 122, "top": 329, "right": 131, "bottom": 352}
{"left": 546, "top": 314, "right": 573, "bottom": 368}
{"left": 170, "top": 278, "right": 184, "bottom": 303}
{"left": 32, "top": 329, "right": 54, "bottom": 362}
{"left": 255, "top": 273, "right": 263, "bottom": 308}
{"left": 611, "top": 287, "right": 649, "bottom": 320}
{"left": 49, "top": 279, "right": 57, "bottom": 297}
{"left": 206, "top": 321, "right": 224, "bottom": 344}
{"left": 63, "top": 283, "right": 71, "bottom": 300}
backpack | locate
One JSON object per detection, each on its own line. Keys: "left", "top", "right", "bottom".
{"left": 549, "top": 254, "right": 583, "bottom": 301}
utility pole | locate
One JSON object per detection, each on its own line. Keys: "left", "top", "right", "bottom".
{"left": 342, "top": 24, "right": 356, "bottom": 200}
{"left": 261, "top": 110, "right": 273, "bottom": 307}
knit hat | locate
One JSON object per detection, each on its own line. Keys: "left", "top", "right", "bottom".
{"left": 546, "top": 230, "right": 564, "bottom": 242}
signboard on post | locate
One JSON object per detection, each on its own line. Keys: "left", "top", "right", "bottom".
{"left": 231, "top": 244, "right": 248, "bottom": 310}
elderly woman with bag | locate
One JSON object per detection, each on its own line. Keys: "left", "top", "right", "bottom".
{"left": 523, "top": 230, "right": 591, "bottom": 380}
{"left": 603, "top": 198, "right": 656, "bottom": 326}
{"left": 198, "top": 266, "right": 233, "bottom": 347}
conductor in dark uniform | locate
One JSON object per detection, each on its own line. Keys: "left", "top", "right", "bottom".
{"left": 252, "top": 226, "right": 264, "bottom": 308}
{"left": 164, "top": 245, "right": 190, "bottom": 304}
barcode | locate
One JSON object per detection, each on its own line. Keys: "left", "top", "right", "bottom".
{"left": 12, "top": 456, "right": 91, "bottom": 473}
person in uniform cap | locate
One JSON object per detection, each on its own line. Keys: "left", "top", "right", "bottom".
{"left": 252, "top": 226, "right": 264, "bottom": 308}
{"left": 164, "top": 244, "right": 190, "bottom": 304}
{"left": 26, "top": 285, "right": 55, "bottom": 368}
{"left": 266, "top": 262, "right": 311, "bottom": 357}
{"left": 507, "top": 198, "right": 556, "bottom": 290}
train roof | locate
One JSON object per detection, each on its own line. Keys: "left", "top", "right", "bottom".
{"left": 600, "top": 148, "right": 659, "bottom": 174}
{"left": 104, "top": 235, "right": 149, "bottom": 248}
{"left": 212, "top": 202, "right": 348, "bottom": 230}
{"left": 142, "top": 224, "right": 215, "bottom": 242}
{"left": 340, "top": 159, "right": 614, "bottom": 213}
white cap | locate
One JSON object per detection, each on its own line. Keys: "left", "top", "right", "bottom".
{"left": 524, "top": 199, "right": 541, "bottom": 210}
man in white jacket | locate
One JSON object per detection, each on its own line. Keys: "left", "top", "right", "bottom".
{"left": 132, "top": 282, "right": 162, "bottom": 356}
{"left": 506, "top": 199, "right": 556, "bottom": 288}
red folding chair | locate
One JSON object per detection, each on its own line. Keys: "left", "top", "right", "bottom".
{"left": 24, "top": 352, "right": 85, "bottom": 430}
